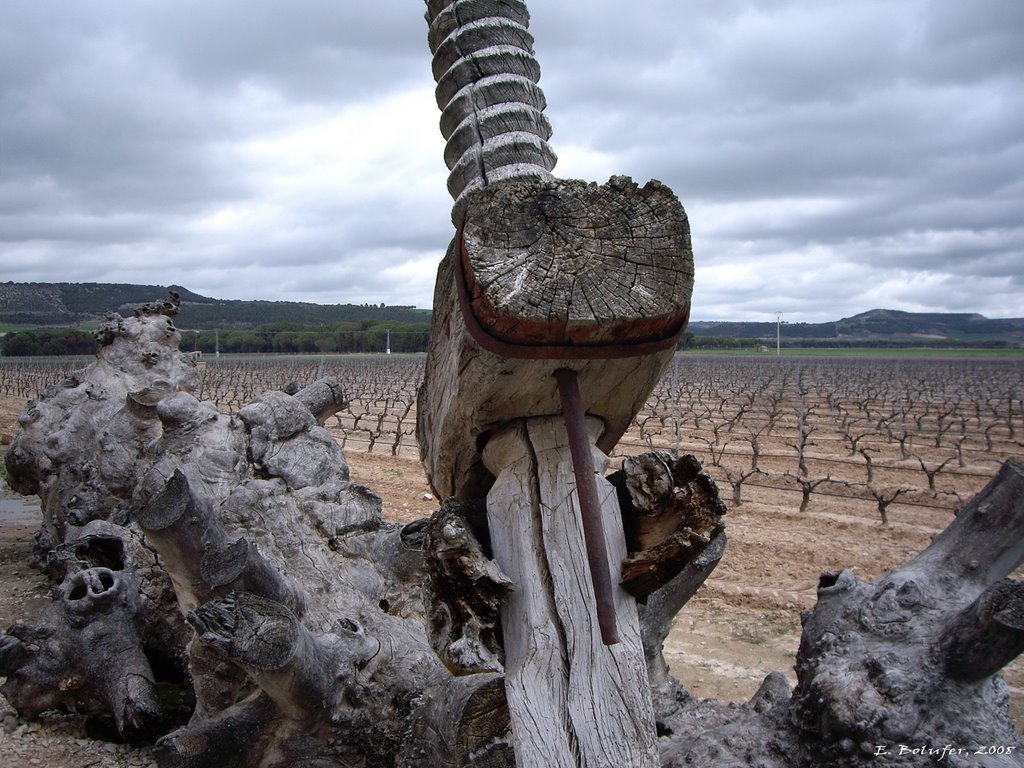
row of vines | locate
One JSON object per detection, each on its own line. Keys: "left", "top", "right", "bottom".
{"left": 3, "top": 353, "right": 1021, "bottom": 524}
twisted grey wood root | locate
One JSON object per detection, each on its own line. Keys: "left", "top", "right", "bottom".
{"left": 129, "top": 379, "right": 516, "bottom": 766}
{"left": 658, "top": 460, "right": 1024, "bottom": 767}
{"left": 0, "top": 521, "right": 178, "bottom": 741}
{"left": 1, "top": 299, "right": 522, "bottom": 764}
{"left": 425, "top": 0, "right": 557, "bottom": 219}
{"left": 137, "top": 468, "right": 308, "bottom": 618}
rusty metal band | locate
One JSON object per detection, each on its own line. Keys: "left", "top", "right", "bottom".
{"left": 554, "top": 367, "right": 620, "bottom": 646}
{"left": 454, "top": 219, "right": 688, "bottom": 360}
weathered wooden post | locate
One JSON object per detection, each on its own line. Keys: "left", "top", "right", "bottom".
{"left": 418, "top": 2, "right": 694, "bottom": 765}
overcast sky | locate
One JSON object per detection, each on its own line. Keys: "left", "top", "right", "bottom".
{"left": 3, "top": 1, "right": 1022, "bottom": 322}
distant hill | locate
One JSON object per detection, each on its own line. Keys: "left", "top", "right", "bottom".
{"left": 0, "top": 282, "right": 430, "bottom": 329}
{"left": 3, "top": 283, "right": 1021, "bottom": 348}
{"left": 688, "top": 309, "right": 1024, "bottom": 347}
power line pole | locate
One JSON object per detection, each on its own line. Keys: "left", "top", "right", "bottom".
{"left": 385, "top": 329, "right": 391, "bottom": 355}
{"left": 776, "top": 312, "right": 783, "bottom": 356}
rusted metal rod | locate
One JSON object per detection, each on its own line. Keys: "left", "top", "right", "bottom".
{"left": 554, "top": 368, "right": 620, "bottom": 646}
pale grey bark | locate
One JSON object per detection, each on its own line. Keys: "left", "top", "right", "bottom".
{"left": 659, "top": 460, "right": 1024, "bottom": 768}
{"left": 482, "top": 417, "right": 659, "bottom": 768}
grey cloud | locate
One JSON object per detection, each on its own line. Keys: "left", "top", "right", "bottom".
{"left": 919, "top": 0, "right": 1024, "bottom": 83}
{"left": 527, "top": 1, "right": 1023, "bottom": 321}
{"left": 133, "top": 1, "right": 428, "bottom": 102}
{"left": 1, "top": 1, "right": 1021, "bottom": 321}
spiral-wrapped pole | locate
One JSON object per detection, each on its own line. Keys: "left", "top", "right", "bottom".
{"left": 425, "top": 0, "right": 558, "bottom": 220}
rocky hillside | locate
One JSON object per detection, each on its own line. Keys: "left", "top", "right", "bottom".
{"left": 0, "top": 282, "right": 211, "bottom": 325}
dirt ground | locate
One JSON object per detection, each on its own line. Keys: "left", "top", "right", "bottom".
{"left": 1, "top": 391, "right": 1021, "bottom": 766}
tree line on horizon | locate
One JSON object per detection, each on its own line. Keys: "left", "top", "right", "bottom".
{"left": 1, "top": 322, "right": 431, "bottom": 357}
{"left": 3, "top": 283, "right": 1022, "bottom": 356}
{"left": 4, "top": 325, "right": 1020, "bottom": 357}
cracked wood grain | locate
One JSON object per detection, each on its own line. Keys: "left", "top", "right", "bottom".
{"left": 482, "top": 417, "right": 659, "bottom": 768}
{"left": 462, "top": 176, "right": 692, "bottom": 346}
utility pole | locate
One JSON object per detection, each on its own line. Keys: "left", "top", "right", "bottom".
{"left": 385, "top": 329, "right": 391, "bottom": 355}
{"left": 776, "top": 312, "right": 783, "bottom": 356}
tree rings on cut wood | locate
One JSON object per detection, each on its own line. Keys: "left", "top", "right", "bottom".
{"left": 461, "top": 175, "right": 692, "bottom": 346}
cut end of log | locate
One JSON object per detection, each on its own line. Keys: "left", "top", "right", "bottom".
{"left": 461, "top": 176, "right": 693, "bottom": 348}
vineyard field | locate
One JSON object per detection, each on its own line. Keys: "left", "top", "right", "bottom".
{"left": 1, "top": 351, "right": 1022, "bottom": 721}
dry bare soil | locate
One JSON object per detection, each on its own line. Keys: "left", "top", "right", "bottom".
{"left": 1, "top": 387, "right": 1021, "bottom": 766}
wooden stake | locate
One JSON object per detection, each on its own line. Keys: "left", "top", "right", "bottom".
{"left": 483, "top": 417, "right": 658, "bottom": 768}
